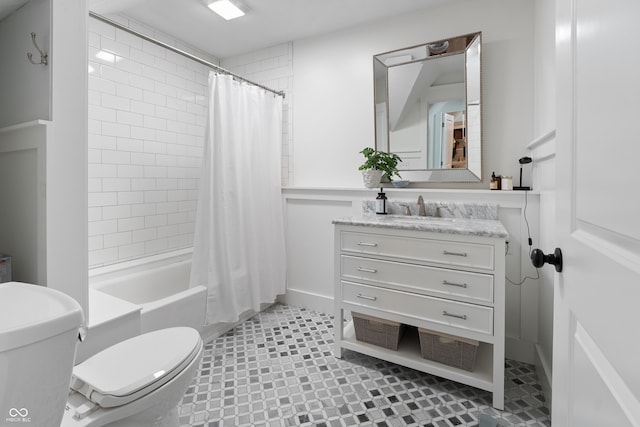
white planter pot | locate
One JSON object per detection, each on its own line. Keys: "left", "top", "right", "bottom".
{"left": 362, "top": 169, "right": 384, "bottom": 188}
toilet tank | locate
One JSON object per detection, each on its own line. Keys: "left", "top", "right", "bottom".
{"left": 0, "top": 282, "right": 84, "bottom": 427}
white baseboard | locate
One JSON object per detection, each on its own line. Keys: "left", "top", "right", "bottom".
{"left": 534, "top": 343, "right": 553, "bottom": 407}
{"left": 280, "top": 288, "right": 334, "bottom": 315}
{"left": 200, "top": 302, "right": 276, "bottom": 343}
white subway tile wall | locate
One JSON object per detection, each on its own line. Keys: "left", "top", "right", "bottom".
{"left": 88, "top": 15, "right": 293, "bottom": 267}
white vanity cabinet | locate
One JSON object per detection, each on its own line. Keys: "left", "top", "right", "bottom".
{"left": 333, "top": 218, "right": 507, "bottom": 409}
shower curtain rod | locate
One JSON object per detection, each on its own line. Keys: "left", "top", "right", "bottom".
{"left": 88, "top": 11, "right": 285, "bottom": 98}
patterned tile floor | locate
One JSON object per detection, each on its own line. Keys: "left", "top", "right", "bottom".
{"left": 178, "top": 305, "right": 550, "bottom": 427}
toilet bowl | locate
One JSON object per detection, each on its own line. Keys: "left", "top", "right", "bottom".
{"left": 63, "top": 326, "right": 203, "bottom": 426}
{"left": 61, "top": 327, "right": 203, "bottom": 427}
{"left": 0, "top": 282, "right": 203, "bottom": 427}
{"left": 0, "top": 282, "right": 84, "bottom": 426}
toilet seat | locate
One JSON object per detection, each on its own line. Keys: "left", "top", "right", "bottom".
{"left": 70, "top": 327, "right": 201, "bottom": 408}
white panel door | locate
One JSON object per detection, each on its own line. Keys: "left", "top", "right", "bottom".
{"left": 441, "top": 112, "right": 454, "bottom": 168}
{"left": 553, "top": 0, "right": 640, "bottom": 425}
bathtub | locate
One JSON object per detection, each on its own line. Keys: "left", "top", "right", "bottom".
{"left": 89, "top": 249, "right": 207, "bottom": 335}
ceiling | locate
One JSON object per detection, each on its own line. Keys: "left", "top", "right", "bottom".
{"left": 0, "top": 0, "right": 29, "bottom": 21}
{"left": 1, "top": 0, "right": 451, "bottom": 59}
{"left": 89, "top": 0, "right": 450, "bottom": 59}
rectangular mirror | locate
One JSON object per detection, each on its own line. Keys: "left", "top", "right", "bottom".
{"left": 374, "top": 32, "right": 482, "bottom": 182}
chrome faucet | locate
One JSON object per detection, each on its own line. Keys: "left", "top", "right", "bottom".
{"left": 417, "top": 195, "right": 426, "bottom": 216}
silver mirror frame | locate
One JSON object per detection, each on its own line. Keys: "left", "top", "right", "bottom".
{"left": 374, "top": 32, "right": 482, "bottom": 182}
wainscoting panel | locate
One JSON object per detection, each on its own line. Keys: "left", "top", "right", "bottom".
{"left": 0, "top": 121, "right": 48, "bottom": 284}
{"left": 284, "top": 195, "right": 354, "bottom": 315}
{"left": 528, "top": 129, "right": 556, "bottom": 406}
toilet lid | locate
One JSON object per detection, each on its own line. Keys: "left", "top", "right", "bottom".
{"left": 70, "top": 327, "right": 202, "bottom": 408}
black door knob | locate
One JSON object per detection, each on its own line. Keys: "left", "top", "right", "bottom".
{"left": 531, "top": 248, "right": 563, "bottom": 272}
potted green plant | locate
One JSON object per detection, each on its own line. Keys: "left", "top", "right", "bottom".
{"left": 358, "top": 147, "right": 402, "bottom": 188}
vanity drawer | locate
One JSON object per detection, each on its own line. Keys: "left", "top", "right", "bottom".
{"left": 341, "top": 281, "right": 493, "bottom": 335}
{"left": 341, "top": 255, "right": 494, "bottom": 305}
{"left": 341, "top": 231, "right": 494, "bottom": 270}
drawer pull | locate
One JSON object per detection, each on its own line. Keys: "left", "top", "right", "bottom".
{"left": 443, "top": 250, "right": 468, "bottom": 257}
{"left": 356, "top": 267, "right": 378, "bottom": 274}
{"left": 357, "top": 242, "right": 378, "bottom": 247}
{"left": 357, "top": 293, "right": 377, "bottom": 301}
{"left": 443, "top": 310, "right": 467, "bottom": 320}
{"left": 443, "top": 280, "right": 468, "bottom": 288}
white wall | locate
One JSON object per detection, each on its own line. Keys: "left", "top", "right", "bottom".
{"left": 0, "top": 0, "right": 50, "bottom": 128}
{"left": 47, "top": 0, "right": 89, "bottom": 315}
{"left": 87, "top": 15, "right": 295, "bottom": 268}
{"left": 92, "top": 1, "right": 535, "bottom": 269}
{"left": 214, "top": 1, "right": 540, "bottom": 362}
{"left": 89, "top": 15, "right": 292, "bottom": 267}
{"left": 0, "top": 0, "right": 89, "bottom": 314}
{"left": 87, "top": 15, "right": 217, "bottom": 267}
{"left": 292, "top": 0, "right": 534, "bottom": 188}
{"left": 531, "top": 0, "right": 556, "bottom": 404}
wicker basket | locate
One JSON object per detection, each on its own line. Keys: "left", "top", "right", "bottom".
{"left": 418, "top": 328, "right": 479, "bottom": 371}
{"left": 352, "top": 312, "right": 405, "bottom": 350}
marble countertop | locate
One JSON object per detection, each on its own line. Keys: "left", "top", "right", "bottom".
{"left": 333, "top": 214, "right": 509, "bottom": 239}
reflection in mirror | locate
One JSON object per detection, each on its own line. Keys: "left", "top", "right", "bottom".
{"left": 374, "top": 32, "right": 482, "bottom": 182}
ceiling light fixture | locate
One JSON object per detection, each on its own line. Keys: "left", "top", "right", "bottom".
{"left": 207, "top": 0, "right": 245, "bottom": 20}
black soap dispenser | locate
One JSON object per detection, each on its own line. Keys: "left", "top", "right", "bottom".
{"left": 376, "top": 188, "right": 387, "bottom": 215}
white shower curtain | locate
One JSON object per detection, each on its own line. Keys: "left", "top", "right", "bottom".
{"left": 189, "top": 72, "right": 286, "bottom": 325}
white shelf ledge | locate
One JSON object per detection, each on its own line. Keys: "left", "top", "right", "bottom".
{"left": 339, "top": 322, "right": 496, "bottom": 393}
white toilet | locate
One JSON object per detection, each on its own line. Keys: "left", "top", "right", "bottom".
{"left": 0, "top": 282, "right": 203, "bottom": 427}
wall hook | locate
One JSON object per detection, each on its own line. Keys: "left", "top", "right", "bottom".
{"left": 27, "top": 32, "right": 48, "bottom": 66}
